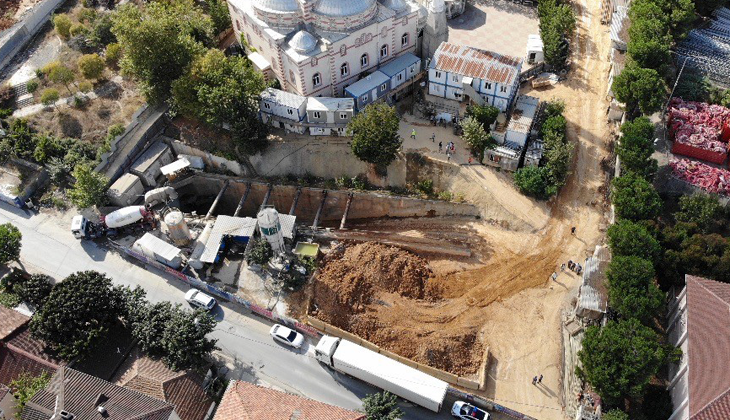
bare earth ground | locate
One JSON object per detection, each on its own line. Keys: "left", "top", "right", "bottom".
{"left": 309, "top": 0, "right": 611, "bottom": 417}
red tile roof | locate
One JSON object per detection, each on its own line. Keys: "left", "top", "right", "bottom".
{"left": 0, "top": 345, "right": 60, "bottom": 387}
{"left": 0, "top": 307, "right": 29, "bottom": 340}
{"left": 214, "top": 381, "right": 365, "bottom": 420}
{"left": 112, "top": 348, "right": 213, "bottom": 420}
{"left": 686, "top": 275, "right": 730, "bottom": 420}
{"left": 431, "top": 42, "right": 522, "bottom": 85}
{"left": 22, "top": 367, "right": 175, "bottom": 420}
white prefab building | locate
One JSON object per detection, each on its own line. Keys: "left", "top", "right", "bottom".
{"left": 526, "top": 34, "right": 544, "bottom": 64}
{"left": 428, "top": 42, "right": 523, "bottom": 112}
{"left": 260, "top": 88, "right": 355, "bottom": 135}
{"left": 306, "top": 97, "right": 354, "bottom": 135}
{"left": 227, "top": 0, "right": 447, "bottom": 98}
{"left": 260, "top": 87, "right": 308, "bottom": 133}
{"left": 504, "top": 95, "right": 539, "bottom": 147}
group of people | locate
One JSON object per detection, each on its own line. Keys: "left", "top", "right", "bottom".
{"left": 531, "top": 374, "right": 544, "bottom": 385}
{"left": 565, "top": 260, "right": 582, "bottom": 275}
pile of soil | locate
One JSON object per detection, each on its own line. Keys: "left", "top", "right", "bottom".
{"left": 311, "top": 242, "right": 485, "bottom": 376}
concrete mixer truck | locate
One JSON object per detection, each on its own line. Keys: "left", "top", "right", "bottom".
{"left": 71, "top": 206, "right": 155, "bottom": 239}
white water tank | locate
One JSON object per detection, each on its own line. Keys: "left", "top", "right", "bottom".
{"left": 163, "top": 209, "right": 192, "bottom": 246}
{"left": 257, "top": 207, "right": 285, "bottom": 254}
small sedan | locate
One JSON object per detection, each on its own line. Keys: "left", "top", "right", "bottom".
{"left": 184, "top": 289, "right": 217, "bottom": 311}
{"left": 269, "top": 324, "right": 305, "bottom": 349}
{"left": 452, "top": 401, "right": 490, "bottom": 420}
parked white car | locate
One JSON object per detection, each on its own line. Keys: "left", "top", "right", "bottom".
{"left": 184, "top": 289, "right": 216, "bottom": 311}
{"left": 269, "top": 324, "right": 305, "bottom": 349}
{"left": 452, "top": 401, "right": 490, "bottom": 420}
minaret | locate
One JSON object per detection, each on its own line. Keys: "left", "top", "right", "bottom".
{"left": 422, "top": 0, "right": 448, "bottom": 60}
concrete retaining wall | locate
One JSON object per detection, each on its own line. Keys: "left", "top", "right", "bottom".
{"left": 169, "top": 140, "right": 248, "bottom": 176}
{"left": 0, "top": 0, "right": 65, "bottom": 72}
{"left": 95, "top": 104, "right": 168, "bottom": 185}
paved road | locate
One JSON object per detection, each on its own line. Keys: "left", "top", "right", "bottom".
{"left": 0, "top": 203, "right": 464, "bottom": 419}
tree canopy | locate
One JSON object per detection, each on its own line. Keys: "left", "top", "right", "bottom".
{"left": 607, "top": 219, "right": 661, "bottom": 261}
{"left": 68, "top": 163, "right": 108, "bottom": 208}
{"left": 611, "top": 173, "right": 662, "bottom": 221}
{"left": 30, "top": 271, "right": 126, "bottom": 359}
{"left": 361, "top": 391, "right": 403, "bottom": 420}
{"left": 606, "top": 256, "right": 664, "bottom": 324}
{"left": 538, "top": 0, "right": 576, "bottom": 68}
{"left": 461, "top": 116, "right": 494, "bottom": 163}
{"left": 112, "top": 0, "right": 212, "bottom": 103}
{"left": 77, "top": 54, "right": 105, "bottom": 80}
{"left": 514, "top": 166, "right": 551, "bottom": 199}
{"left": 674, "top": 193, "right": 724, "bottom": 232}
{"left": 612, "top": 64, "right": 667, "bottom": 116}
{"left": 348, "top": 103, "right": 402, "bottom": 167}
{"left": 578, "top": 319, "right": 680, "bottom": 406}
{"left": 0, "top": 223, "right": 22, "bottom": 265}
{"left": 171, "top": 49, "right": 269, "bottom": 154}
{"left": 465, "top": 104, "right": 499, "bottom": 129}
{"left": 617, "top": 117, "right": 658, "bottom": 179}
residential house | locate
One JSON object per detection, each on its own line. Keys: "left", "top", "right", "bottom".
{"left": 214, "top": 380, "right": 366, "bottom": 420}
{"left": 345, "top": 71, "right": 391, "bottom": 111}
{"left": 22, "top": 367, "right": 175, "bottom": 420}
{"left": 667, "top": 275, "right": 730, "bottom": 420}
{"left": 428, "top": 42, "right": 523, "bottom": 112}
{"left": 112, "top": 348, "right": 215, "bottom": 420}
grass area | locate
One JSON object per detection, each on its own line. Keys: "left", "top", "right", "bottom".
{"left": 0, "top": 287, "right": 20, "bottom": 308}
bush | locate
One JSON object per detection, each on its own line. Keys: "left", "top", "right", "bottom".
{"left": 67, "top": 164, "right": 108, "bottom": 208}
{"left": 40, "top": 88, "right": 59, "bottom": 106}
{"left": 77, "top": 54, "right": 105, "bottom": 80}
{"left": 53, "top": 14, "right": 72, "bottom": 38}
{"left": 89, "top": 13, "right": 116, "bottom": 47}
{"left": 69, "top": 23, "right": 87, "bottom": 37}
{"left": 26, "top": 80, "right": 39, "bottom": 93}
{"left": 77, "top": 7, "right": 97, "bottom": 24}
{"left": 415, "top": 179, "right": 434, "bottom": 196}
{"left": 246, "top": 238, "right": 273, "bottom": 266}
{"left": 78, "top": 81, "right": 93, "bottom": 93}
{"left": 603, "top": 409, "right": 630, "bottom": 420}
{"left": 0, "top": 223, "right": 22, "bottom": 265}
{"left": 514, "top": 166, "right": 551, "bottom": 199}
{"left": 14, "top": 274, "right": 53, "bottom": 307}
{"left": 438, "top": 191, "right": 453, "bottom": 201}
{"left": 104, "top": 43, "right": 122, "bottom": 67}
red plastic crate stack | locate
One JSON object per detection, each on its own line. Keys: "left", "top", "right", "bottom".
{"left": 670, "top": 158, "right": 730, "bottom": 195}
{"left": 668, "top": 98, "right": 730, "bottom": 165}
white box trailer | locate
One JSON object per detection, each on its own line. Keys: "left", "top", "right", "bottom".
{"left": 314, "top": 335, "right": 449, "bottom": 413}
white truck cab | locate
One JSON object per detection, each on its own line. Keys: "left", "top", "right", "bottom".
{"left": 314, "top": 335, "right": 340, "bottom": 366}
{"left": 71, "top": 215, "right": 89, "bottom": 239}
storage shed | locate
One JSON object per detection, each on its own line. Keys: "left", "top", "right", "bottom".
{"left": 200, "top": 216, "right": 258, "bottom": 264}
{"left": 129, "top": 142, "right": 174, "bottom": 188}
{"left": 107, "top": 173, "right": 144, "bottom": 207}
{"left": 575, "top": 245, "right": 611, "bottom": 320}
{"left": 132, "top": 233, "right": 182, "bottom": 269}
{"left": 505, "top": 95, "right": 539, "bottom": 147}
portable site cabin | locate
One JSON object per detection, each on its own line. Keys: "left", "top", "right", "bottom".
{"left": 305, "top": 97, "right": 354, "bottom": 136}
{"left": 132, "top": 233, "right": 182, "bottom": 269}
{"left": 345, "top": 71, "right": 391, "bottom": 111}
{"left": 505, "top": 95, "right": 539, "bottom": 147}
{"left": 377, "top": 52, "right": 422, "bottom": 98}
{"left": 526, "top": 34, "right": 544, "bottom": 64}
{"left": 129, "top": 141, "right": 174, "bottom": 188}
{"left": 259, "top": 88, "right": 307, "bottom": 134}
{"left": 199, "top": 216, "right": 258, "bottom": 265}
{"left": 107, "top": 173, "right": 144, "bottom": 207}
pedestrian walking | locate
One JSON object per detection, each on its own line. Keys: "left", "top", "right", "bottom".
{"left": 568, "top": 260, "right": 573, "bottom": 270}
{"left": 561, "top": 263, "right": 566, "bottom": 271}
{"left": 571, "top": 226, "right": 576, "bottom": 235}
{"left": 538, "top": 374, "right": 543, "bottom": 384}
{"left": 438, "top": 141, "right": 443, "bottom": 152}
{"left": 551, "top": 272, "right": 558, "bottom": 281}
{"left": 447, "top": 152, "right": 451, "bottom": 162}
{"left": 468, "top": 156, "right": 473, "bottom": 165}
{"left": 532, "top": 376, "right": 538, "bottom": 385}
{"left": 411, "top": 129, "right": 417, "bottom": 139}
{"left": 431, "top": 133, "right": 436, "bottom": 142}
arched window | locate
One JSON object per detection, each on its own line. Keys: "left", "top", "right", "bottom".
{"left": 360, "top": 54, "right": 369, "bottom": 68}
{"left": 401, "top": 33, "right": 409, "bottom": 47}
{"left": 312, "top": 73, "right": 322, "bottom": 87}
{"left": 380, "top": 44, "right": 388, "bottom": 58}
{"left": 340, "top": 62, "right": 349, "bottom": 77}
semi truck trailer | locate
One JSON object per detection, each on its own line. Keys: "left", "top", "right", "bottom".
{"left": 314, "top": 335, "right": 449, "bottom": 413}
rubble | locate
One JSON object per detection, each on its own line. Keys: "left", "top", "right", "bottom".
{"left": 669, "top": 98, "right": 730, "bottom": 164}
{"left": 670, "top": 158, "right": 730, "bottom": 195}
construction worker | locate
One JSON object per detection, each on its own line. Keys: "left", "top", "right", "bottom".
{"left": 411, "top": 129, "right": 417, "bottom": 139}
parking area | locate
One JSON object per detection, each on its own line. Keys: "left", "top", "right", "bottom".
{"left": 448, "top": 0, "right": 540, "bottom": 62}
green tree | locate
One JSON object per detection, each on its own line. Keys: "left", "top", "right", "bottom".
{"left": 577, "top": 319, "right": 680, "bottom": 406}
{"left": 617, "top": 134, "right": 657, "bottom": 179}
{"left": 48, "top": 65, "right": 75, "bottom": 94}
{"left": 30, "top": 271, "right": 125, "bottom": 359}
{"left": 67, "top": 163, "right": 108, "bottom": 208}
{"left": 112, "top": 0, "right": 213, "bottom": 103}
{"left": 606, "top": 256, "right": 664, "bottom": 324}
{"left": 0, "top": 223, "right": 21, "bottom": 265}
{"left": 603, "top": 409, "right": 630, "bottom": 420}
{"left": 40, "top": 88, "right": 60, "bottom": 108}
{"left": 104, "top": 43, "right": 122, "bottom": 67}
{"left": 160, "top": 306, "right": 218, "bottom": 370}
{"left": 538, "top": 0, "right": 576, "bottom": 68}
{"left": 9, "top": 371, "right": 50, "bottom": 413}
{"left": 514, "top": 166, "right": 550, "bottom": 199}
{"left": 675, "top": 193, "right": 723, "bottom": 232}
{"left": 347, "top": 103, "right": 401, "bottom": 167}
{"left": 208, "top": 0, "right": 231, "bottom": 35}
{"left": 14, "top": 274, "right": 53, "bottom": 307}
{"left": 607, "top": 219, "right": 661, "bottom": 261}
{"left": 53, "top": 14, "right": 72, "bottom": 39}
{"left": 361, "top": 391, "right": 403, "bottom": 420}
{"left": 611, "top": 173, "right": 662, "bottom": 221}
{"left": 77, "top": 54, "right": 105, "bottom": 80}
{"left": 461, "top": 116, "right": 494, "bottom": 162}
{"left": 89, "top": 13, "right": 116, "bottom": 47}
{"left": 171, "top": 49, "right": 268, "bottom": 154}
{"left": 621, "top": 117, "right": 655, "bottom": 140}
{"left": 627, "top": 34, "right": 670, "bottom": 73}
{"left": 465, "top": 104, "right": 499, "bottom": 129}
{"left": 246, "top": 238, "right": 273, "bottom": 266}
{"left": 612, "top": 64, "right": 667, "bottom": 116}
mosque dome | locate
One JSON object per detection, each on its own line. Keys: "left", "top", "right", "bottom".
{"left": 289, "top": 29, "right": 317, "bottom": 53}
{"left": 380, "top": 0, "right": 407, "bottom": 12}
{"left": 253, "top": 0, "right": 299, "bottom": 13}
{"left": 313, "top": 0, "right": 377, "bottom": 17}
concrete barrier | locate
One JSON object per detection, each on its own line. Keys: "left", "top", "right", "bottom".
{"left": 0, "top": 0, "right": 65, "bottom": 73}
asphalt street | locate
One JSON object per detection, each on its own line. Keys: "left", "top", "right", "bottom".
{"left": 0, "top": 203, "right": 464, "bottom": 419}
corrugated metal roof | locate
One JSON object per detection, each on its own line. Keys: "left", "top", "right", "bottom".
{"left": 307, "top": 97, "right": 354, "bottom": 112}
{"left": 345, "top": 71, "right": 390, "bottom": 97}
{"left": 431, "top": 42, "right": 522, "bottom": 85}
{"left": 201, "top": 216, "right": 258, "bottom": 263}
{"left": 134, "top": 233, "right": 181, "bottom": 262}
{"left": 378, "top": 52, "right": 421, "bottom": 77}
{"left": 260, "top": 88, "right": 307, "bottom": 109}
{"left": 576, "top": 245, "right": 610, "bottom": 318}
{"left": 610, "top": 6, "right": 628, "bottom": 50}
{"left": 278, "top": 213, "right": 296, "bottom": 239}
{"left": 507, "top": 95, "right": 539, "bottom": 135}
